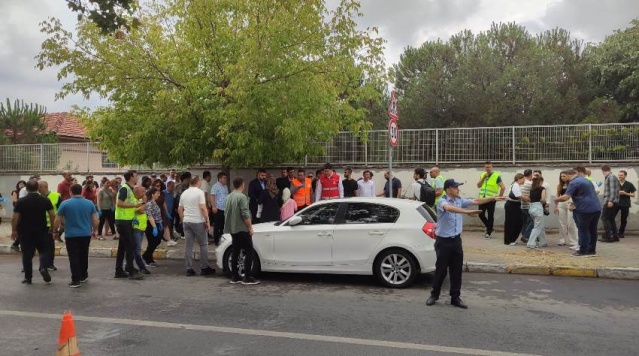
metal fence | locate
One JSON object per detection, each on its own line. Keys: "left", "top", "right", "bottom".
{"left": 1, "top": 123, "right": 638, "bottom": 173}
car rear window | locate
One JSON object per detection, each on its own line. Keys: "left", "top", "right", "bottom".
{"left": 417, "top": 204, "right": 437, "bottom": 222}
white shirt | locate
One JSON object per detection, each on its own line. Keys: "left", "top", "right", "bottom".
{"left": 357, "top": 180, "right": 376, "bottom": 197}
{"left": 405, "top": 179, "right": 426, "bottom": 200}
{"left": 199, "top": 179, "right": 211, "bottom": 207}
{"left": 19, "top": 187, "right": 27, "bottom": 198}
{"left": 178, "top": 187, "right": 206, "bottom": 223}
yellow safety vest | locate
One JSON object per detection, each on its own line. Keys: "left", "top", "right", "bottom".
{"left": 45, "top": 192, "right": 61, "bottom": 227}
{"left": 115, "top": 184, "right": 136, "bottom": 221}
{"left": 133, "top": 199, "right": 148, "bottom": 231}
{"left": 432, "top": 175, "right": 446, "bottom": 205}
{"left": 479, "top": 172, "right": 501, "bottom": 198}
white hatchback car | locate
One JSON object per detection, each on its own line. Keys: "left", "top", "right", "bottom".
{"left": 216, "top": 198, "right": 438, "bottom": 288}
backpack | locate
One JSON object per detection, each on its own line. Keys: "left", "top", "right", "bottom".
{"left": 418, "top": 180, "right": 436, "bottom": 206}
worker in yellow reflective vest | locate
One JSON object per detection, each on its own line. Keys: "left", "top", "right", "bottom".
{"left": 476, "top": 161, "right": 506, "bottom": 239}
{"left": 114, "top": 170, "right": 145, "bottom": 280}
{"left": 39, "top": 181, "right": 61, "bottom": 271}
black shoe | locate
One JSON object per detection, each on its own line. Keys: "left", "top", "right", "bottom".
{"left": 186, "top": 269, "right": 197, "bottom": 277}
{"left": 11, "top": 245, "right": 21, "bottom": 253}
{"left": 68, "top": 282, "right": 81, "bottom": 288}
{"left": 242, "top": 277, "right": 261, "bottom": 285}
{"left": 128, "top": 271, "right": 144, "bottom": 280}
{"left": 601, "top": 238, "right": 617, "bottom": 243}
{"left": 140, "top": 269, "right": 151, "bottom": 275}
{"left": 40, "top": 269, "right": 52, "bottom": 283}
{"left": 80, "top": 277, "right": 88, "bottom": 283}
{"left": 451, "top": 298, "right": 468, "bottom": 309}
{"left": 571, "top": 251, "right": 589, "bottom": 257}
{"left": 200, "top": 267, "right": 215, "bottom": 276}
{"left": 48, "top": 265, "right": 57, "bottom": 271}
{"left": 619, "top": 234, "right": 625, "bottom": 239}
{"left": 114, "top": 270, "right": 129, "bottom": 278}
{"left": 21, "top": 279, "right": 32, "bottom": 285}
{"left": 230, "top": 276, "right": 242, "bottom": 284}
{"left": 426, "top": 296, "right": 438, "bottom": 306}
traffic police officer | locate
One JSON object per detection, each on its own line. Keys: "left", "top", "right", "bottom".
{"left": 426, "top": 179, "right": 503, "bottom": 309}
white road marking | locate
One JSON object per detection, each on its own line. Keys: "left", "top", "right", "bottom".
{"left": 0, "top": 309, "right": 539, "bottom": 356}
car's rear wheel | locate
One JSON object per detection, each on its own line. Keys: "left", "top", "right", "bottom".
{"left": 374, "top": 249, "right": 418, "bottom": 288}
{"left": 222, "top": 246, "right": 261, "bottom": 278}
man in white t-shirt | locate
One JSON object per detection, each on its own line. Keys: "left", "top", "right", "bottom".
{"left": 178, "top": 175, "right": 215, "bottom": 277}
{"left": 357, "top": 170, "right": 376, "bottom": 197}
{"left": 19, "top": 175, "right": 41, "bottom": 198}
{"left": 405, "top": 168, "right": 427, "bottom": 201}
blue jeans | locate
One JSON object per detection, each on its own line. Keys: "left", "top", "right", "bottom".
{"left": 520, "top": 208, "right": 533, "bottom": 239}
{"left": 527, "top": 203, "right": 546, "bottom": 247}
{"left": 133, "top": 229, "right": 147, "bottom": 270}
{"left": 574, "top": 210, "right": 601, "bottom": 254}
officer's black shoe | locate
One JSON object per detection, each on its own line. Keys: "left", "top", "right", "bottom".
{"left": 451, "top": 298, "right": 468, "bottom": 309}
{"left": 114, "top": 270, "right": 129, "bottom": 278}
{"left": 426, "top": 296, "right": 438, "bottom": 306}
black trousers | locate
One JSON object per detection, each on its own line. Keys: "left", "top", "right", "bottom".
{"left": 601, "top": 203, "right": 619, "bottom": 239}
{"left": 115, "top": 222, "right": 135, "bottom": 273}
{"left": 142, "top": 224, "right": 161, "bottom": 264}
{"left": 231, "top": 231, "right": 254, "bottom": 279}
{"left": 98, "top": 209, "right": 116, "bottom": 234}
{"left": 616, "top": 205, "right": 630, "bottom": 235}
{"left": 430, "top": 236, "right": 464, "bottom": 299}
{"left": 45, "top": 232, "right": 55, "bottom": 267}
{"left": 478, "top": 200, "right": 496, "bottom": 232}
{"left": 65, "top": 237, "right": 90, "bottom": 282}
{"left": 213, "top": 210, "right": 225, "bottom": 244}
{"left": 503, "top": 201, "right": 522, "bottom": 244}
{"left": 20, "top": 230, "right": 49, "bottom": 281}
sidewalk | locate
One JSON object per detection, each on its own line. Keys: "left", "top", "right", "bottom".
{"left": 0, "top": 224, "right": 637, "bottom": 279}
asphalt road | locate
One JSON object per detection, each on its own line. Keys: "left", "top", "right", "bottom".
{"left": 0, "top": 255, "right": 637, "bottom": 356}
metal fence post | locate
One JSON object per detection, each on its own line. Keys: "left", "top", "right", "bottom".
{"left": 364, "top": 134, "right": 368, "bottom": 167}
{"left": 39, "top": 144, "right": 44, "bottom": 172}
{"left": 512, "top": 126, "right": 516, "bottom": 164}
{"left": 304, "top": 154, "right": 308, "bottom": 167}
{"left": 435, "top": 129, "right": 439, "bottom": 165}
{"left": 86, "top": 142, "right": 91, "bottom": 172}
{"left": 588, "top": 124, "right": 592, "bottom": 164}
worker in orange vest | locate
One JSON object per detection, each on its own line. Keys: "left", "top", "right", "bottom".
{"left": 292, "top": 169, "right": 312, "bottom": 209}
{"left": 315, "top": 163, "right": 344, "bottom": 201}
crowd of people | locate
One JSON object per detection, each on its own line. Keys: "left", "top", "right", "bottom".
{"left": 7, "top": 161, "right": 634, "bottom": 287}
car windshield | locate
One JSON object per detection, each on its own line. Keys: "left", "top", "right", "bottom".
{"left": 417, "top": 203, "right": 437, "bottom": 222}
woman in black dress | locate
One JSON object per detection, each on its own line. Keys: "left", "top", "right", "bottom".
{"left": 258, "top": 177, "right": 281, "bottom": 223}
{"left": 504, "top": 173, "right": 525, "bottom": 245}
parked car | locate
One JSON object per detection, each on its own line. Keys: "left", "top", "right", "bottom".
{"left": 216, "top": 198, "right": 438, "bottom": 288}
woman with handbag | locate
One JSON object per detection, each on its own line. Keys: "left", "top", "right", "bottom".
{"left": 526, "top": 177, "right": 547, "bottom": 248}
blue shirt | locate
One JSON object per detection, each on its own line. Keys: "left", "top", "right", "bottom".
{"left": 565, "top": 176, "right": 601, "bottom": 214}
{"left": 211, "top": 182, "right": 229, "bottom": 211}
{"left": 164, "top": 190, "right": 175, "bottom": 213}
{"left": 436, "top": 195, "right": 473, "bottom": 237}
{"left": 57, "top": 196, "right": 97, "bottom": 238}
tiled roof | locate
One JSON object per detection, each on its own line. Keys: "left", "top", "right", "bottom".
{"left": 43, "top": 112, "right": 87, "bottom": 139}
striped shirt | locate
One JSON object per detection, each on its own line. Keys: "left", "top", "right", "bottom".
{"left": 520, "top": 179, "right": 532, "bottom": 209}
{"left": 211, "top": 182, "right": 229, "bottom": 211}
{"left": 603, "top": 173, "right": 620, "bottom": 204}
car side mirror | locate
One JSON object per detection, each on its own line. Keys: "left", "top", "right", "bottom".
{"left": 288, "top": 216, "right": 303, "bottom": 226}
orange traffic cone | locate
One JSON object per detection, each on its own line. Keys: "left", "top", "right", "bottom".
{"left": 57, "top": 311, "right": 80, "bottom": 356}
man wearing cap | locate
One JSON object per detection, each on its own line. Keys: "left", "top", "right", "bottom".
{"left": 426, "top": 179, "right": 504, "bottom": 309}
{"left": 315, "top": 163, "right": 344, "bottom": 201}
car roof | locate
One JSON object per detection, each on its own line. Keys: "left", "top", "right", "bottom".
{"left": 312, "top": 197, "right": 425, "bottom": 208}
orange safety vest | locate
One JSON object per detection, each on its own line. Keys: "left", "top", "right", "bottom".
{"left": 292, "top": 178, "right": 312, "bottom": 207}
{"left": 320, "top": 173, "right": 341, "bottom": 199}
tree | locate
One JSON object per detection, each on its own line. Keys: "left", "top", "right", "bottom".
{"left": 39, "top": 0, "right": 386, "bottom": 167}
{"left": 589, "top": 19, "right": 639, "bottom": 122}
{"left": 66, "top": 0, "right": 138, "bottom": 34}
{"left": 0, "top": 99, "right": 48, "bottom": 144}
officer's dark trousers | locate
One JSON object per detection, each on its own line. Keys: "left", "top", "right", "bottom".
{"left": 115, "top": 222, "right": 135, "bottom": 273}
{"left": 430, "top": 236, "right": 463, "bottom": 299}
{"left": 20, "top": 229, "right": 49, "bottom": 281}
{"left": 478, "top": 200, "right": 496, "bottom": 233}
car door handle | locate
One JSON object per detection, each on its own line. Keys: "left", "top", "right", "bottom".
{"left": 317, "top": 232, "right": 333, "bottom": 237}
{"left": 368, "top": 231, "right": 385, "bottom": 236}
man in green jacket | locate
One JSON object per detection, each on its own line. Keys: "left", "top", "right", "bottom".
{"left": 224, "top": 177, "right": 258, "bottom": 285}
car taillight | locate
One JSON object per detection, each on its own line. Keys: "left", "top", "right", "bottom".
{"left": 422, "top": 222, "right": 436, "bottom": 239}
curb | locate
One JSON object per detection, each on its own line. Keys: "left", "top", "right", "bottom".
{"left": 2, "top": 244, "right": 638, "bottom": 280}
{"left": 465, "top": 262, "right": 639, "bottom": 280}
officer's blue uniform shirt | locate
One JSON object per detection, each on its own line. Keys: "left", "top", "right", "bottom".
{"left": 436, "top": 195, "right": 473, "bottom": 237}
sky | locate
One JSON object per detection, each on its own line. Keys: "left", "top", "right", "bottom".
{"left": 1, "top": 0, "right": 638, "bottom": 113}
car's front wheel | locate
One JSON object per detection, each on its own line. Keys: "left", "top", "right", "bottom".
{"left": 374, "top": 249, "right": 418, "bottom": 288}
{"left": 222, "top": 246, "right": 261, "bottom": 278}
